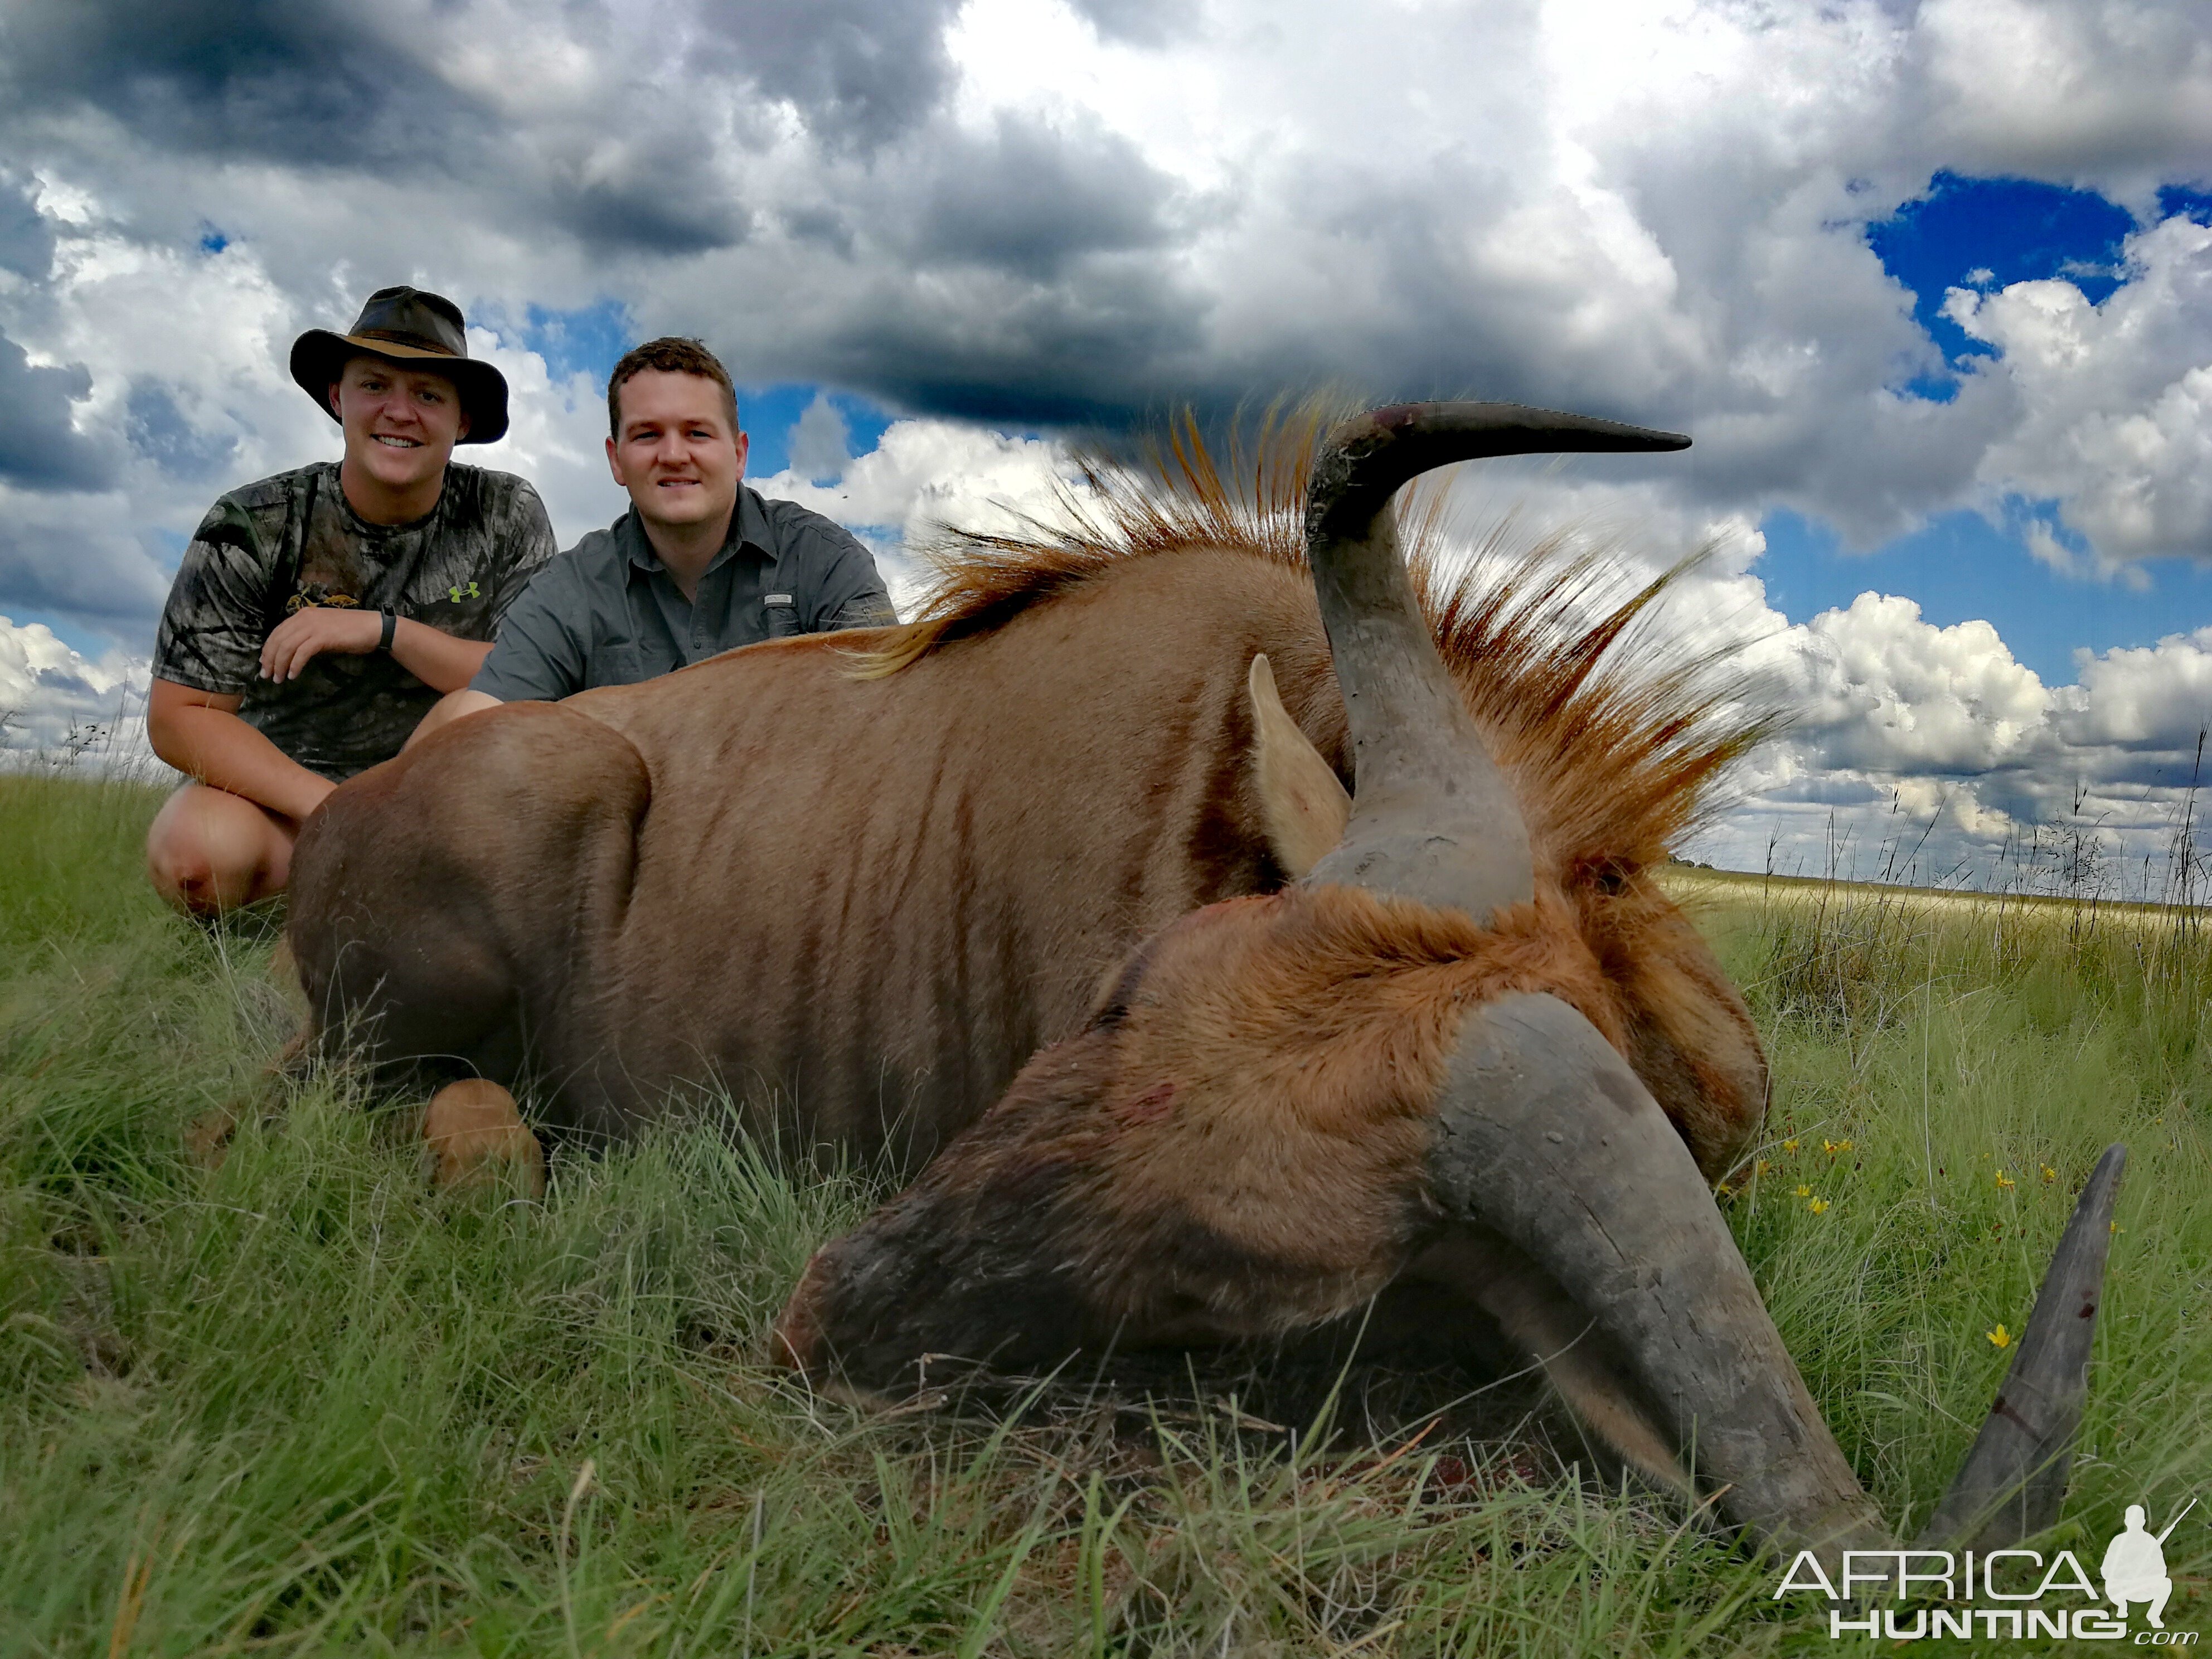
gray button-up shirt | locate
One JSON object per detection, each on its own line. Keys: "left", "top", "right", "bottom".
{"left": 472, "top": 485, "right": 897, "bottom": 702}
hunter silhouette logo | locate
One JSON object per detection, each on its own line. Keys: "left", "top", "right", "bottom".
{"left": 1773, "top": 1496, "right": 2200, "bottom": 1642}
{"left": 2107, "top": 1500, "right": 2196, "bottom": 1631}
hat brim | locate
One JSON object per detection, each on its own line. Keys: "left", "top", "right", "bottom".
{"left": 290, "top": 329, "right": 510, "bottom": 445}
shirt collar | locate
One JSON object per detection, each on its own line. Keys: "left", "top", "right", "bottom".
{"left": 621, "top": 486, "right": 771, "bottom": 579}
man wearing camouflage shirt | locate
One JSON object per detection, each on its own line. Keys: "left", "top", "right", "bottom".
{"left": 414, "top": 336, "right": 894, "bottom": 740}
{"left": 145, "top": 285, "right": 556, "bottom": 914}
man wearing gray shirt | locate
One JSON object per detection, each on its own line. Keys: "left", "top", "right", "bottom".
{"left": 421, "top": 337, "right": 894, "bottom": 736}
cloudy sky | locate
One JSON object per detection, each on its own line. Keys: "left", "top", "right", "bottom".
{"left": 4, "top": 0, "right": 2211, "bottom": 892}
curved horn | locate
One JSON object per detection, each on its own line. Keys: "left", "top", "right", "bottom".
{"left": 1301, "top": 402, "right": 1690, "bottom": 921}
{"left": 1428, "top": 992, "right": 2123, "bottom": 1562}
{"left": 1430, "top": 992, "right": 1886, "bottom": 1557}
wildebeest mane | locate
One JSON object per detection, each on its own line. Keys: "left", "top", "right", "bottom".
{"left": 858, "top": 400, "right": 1774, "bottom": 870}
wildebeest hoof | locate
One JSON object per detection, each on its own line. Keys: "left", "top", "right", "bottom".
{"left": 421, "top": 1079, "right": 544, "bottom": 1197}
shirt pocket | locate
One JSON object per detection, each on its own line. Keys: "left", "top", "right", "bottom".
{"left": 764, "top": 592, "right": 799, "bottom": 640}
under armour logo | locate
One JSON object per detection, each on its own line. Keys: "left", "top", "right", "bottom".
{"left": 447, "top": 581, "right": 481, "bottom": 603}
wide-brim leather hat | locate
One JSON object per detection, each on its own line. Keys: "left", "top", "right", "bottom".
{"left": 290, "top": 285, "right": 508, "bottom": 445}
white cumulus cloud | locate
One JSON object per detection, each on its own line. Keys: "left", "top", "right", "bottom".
{"left": 1952, "top": 214, "right": 2212, "bottom": 566}
{"left": 0, "top": 612, "right": 157, "bottom": 766}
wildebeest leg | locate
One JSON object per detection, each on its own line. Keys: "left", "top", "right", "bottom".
{"left": 287, "top": 702, "right": 651, "bottom": 1133}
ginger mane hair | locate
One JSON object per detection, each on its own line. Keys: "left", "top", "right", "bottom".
{"left": 857, "top": 399, "right": 1774, "bottom": 874}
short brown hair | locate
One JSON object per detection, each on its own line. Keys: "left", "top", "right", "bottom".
{"left": 607, "top": 337, "right": 740, "bottom": 439}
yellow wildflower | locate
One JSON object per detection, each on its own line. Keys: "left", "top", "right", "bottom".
{"left": 1808, "top": 1196, "right": 1830, "bottom": 1215}
{"left": 1782, "top": 1139, "right": 1798, "bottom": 1153}
{"left": 1995, "top": 1171, "right": 2015, "bottom": 1190}
{"left": 1794, "top": 1184, "right": 1812, "bottom": 1198}
{"left": 1987, "top": 1324, "right": 2012, "bottom": 1349}
{"left": 2040, "top": 1165, "right": 2056, "bottom": 1185}
{"left": 1757, "top": 1160, "right": 1772, "bottom": 1175}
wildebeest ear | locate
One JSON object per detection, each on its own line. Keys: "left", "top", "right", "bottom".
{"left": 1248, "top": 653, "right": 1350, "bottom": 880}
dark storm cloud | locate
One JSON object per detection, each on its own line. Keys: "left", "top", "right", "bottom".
{"left": 810, "top": 255, "right": 1206, "bottom": 426}
{"left": 780, "top": 118, "right": 1197, "bottom": 423}
{"left": 0, "top": 0, "right": 754, "bottom": 257}
{"left": 0, "top": 513, "right": 168, "bottom": 623}
{"left": 691, "top": 0, "right": 963, "bottom": 151}
{"left": 915, "top": 114, "right": 1173, "bottom": 279}
{"left": 0, "top": 336, "right": 112, "bottom": 493}
{"left": 0, "top": 0, "right": 492, "bottom": 169}
{"left": 0, "top": 1, "right": 915, "bottom": 256}
{"left": 0, "top": 173, "right": 55, "bottom": 280}
{"left": 124, "top": 382, "right": 236, "bottom": 479}
{"left": 780, "top": 204, "right": 857, "bottom": 256}
{"left": 548, "top": 167, "right": 752, "bottom": 258}
{"left": 679, "top": 111, "right": 1201, "bottom": 424}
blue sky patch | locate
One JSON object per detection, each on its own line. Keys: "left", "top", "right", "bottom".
{"left": 197, "top": 227, "right": 228, "bottom": 254}
{"left": 736, "top": 384, "right": 896, "bottom": 479}
{"left": 1897, "top": 370, "right": 1960, "bottom": 404}
{"left": 2158, "top": 184, "right": 2212, "bottom": 224}
{"left": 1867, "top": 172, "right": 2136, "bottom": 377}
{"left": 516, "top": 298, "right": 632, "bottom": 384}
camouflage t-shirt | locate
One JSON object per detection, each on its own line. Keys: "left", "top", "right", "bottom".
{"left": 152, "top": 460, "right": 556, "bottom": 779}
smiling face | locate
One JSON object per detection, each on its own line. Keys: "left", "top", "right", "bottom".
{"left": 605, "top": 368, "right": 748, "bottom": 535}
{"left": 328, "top": 356, "right": 469, "bottom": 519}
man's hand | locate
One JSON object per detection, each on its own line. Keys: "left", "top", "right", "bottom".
{"left": 256, "top": 603, "right": 494, "bottom": 692}
{"left": 260, "top": 605, "right": 382, "bottom": 681}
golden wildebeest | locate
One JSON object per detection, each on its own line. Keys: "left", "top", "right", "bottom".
{"left": 289, "top": 401, "right": 2120, "bottom": 1568}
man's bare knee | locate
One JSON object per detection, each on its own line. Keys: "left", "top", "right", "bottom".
{"left": 147, "top": 786, "right": 293, "bottom": 915}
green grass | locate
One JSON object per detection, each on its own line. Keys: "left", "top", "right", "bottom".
{"left": 2, "top": 774, "right": 2206, "bottom": 1656}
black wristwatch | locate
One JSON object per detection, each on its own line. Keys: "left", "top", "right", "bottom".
{"left": 377, "top": 609, "right": 397, "bottom": 652}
